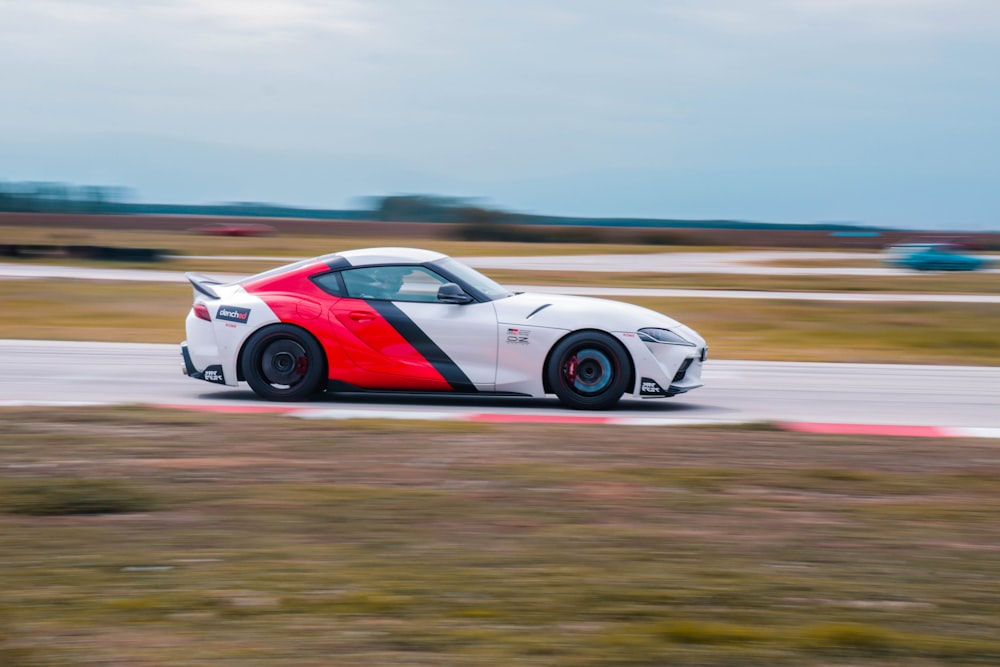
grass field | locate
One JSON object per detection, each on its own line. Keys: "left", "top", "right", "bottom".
{"left": 2, "top": 407, "right": 1000, "bottom": 666}
{"left": 10, "top": 254, "right": 1000, "bottom": 295}
{"left": 3, "top": 225, "right": 989, "bottom": 364}
{"left": 5, "top": 224, "right": 1000, "bottom": 292}
{"left": 3, "top": 278, "right": 999, "bottom": 365}
{"left": 5, "top": 227, "right": 1000, "bottom": 366}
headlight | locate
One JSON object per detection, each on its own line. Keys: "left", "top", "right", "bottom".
{"left": 637, "top": 327, "right": 695, "bottom": 346}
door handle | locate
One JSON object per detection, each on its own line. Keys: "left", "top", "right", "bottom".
{"left": 348, "top": 311, "right": 376, "bottom": 322}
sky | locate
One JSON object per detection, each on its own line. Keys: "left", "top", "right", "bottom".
{"left": 1, "top": 0, "right": 999, "bottom": 229}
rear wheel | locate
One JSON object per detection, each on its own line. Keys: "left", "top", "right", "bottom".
{"left": 241, "top": 325, "right": 326, "bottom": 401}
{"left": 546, "top": 331, "right": 630, "bottom": 410}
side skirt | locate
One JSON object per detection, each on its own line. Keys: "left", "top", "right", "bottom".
{"left": 325, "top": 379, "right": 529, "bottom": 398}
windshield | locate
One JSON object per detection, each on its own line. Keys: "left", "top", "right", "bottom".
{"left": 433, "top": 257, "right": 513, "bottom": 302}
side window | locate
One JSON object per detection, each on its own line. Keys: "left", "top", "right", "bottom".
{"left": 341, "top": 266, "right": 449, "bottom": 302}
{"left": 311, "top": 272, "right": 344, "bottom": 296}
{"left": 397, "top": 267, "right": 450, "bottom": 302}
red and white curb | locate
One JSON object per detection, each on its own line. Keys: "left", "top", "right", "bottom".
{"left": 151, "top": 404, "right": 1000, "bottom": 436}
{"left": 4, "top": 400, "right": 1000, "bottom": 438}
{"left": 149, "top": 403, "right": 734, "bottom": 427}
{"left": 133, "top": 403, "right": 1000, "bottom": 437}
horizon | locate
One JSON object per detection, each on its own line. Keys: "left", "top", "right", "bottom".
{"left": 1, "top": 179, "right": 996, "bottom": 233}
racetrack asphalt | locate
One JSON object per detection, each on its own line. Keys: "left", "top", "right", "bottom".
{"left": 5, "top": 252, "right": 998, "bottom": 435}
{"left": 3, "top": 340, "right": 999, "bottom": 437}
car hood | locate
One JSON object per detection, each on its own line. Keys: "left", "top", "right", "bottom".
{"left": 493, "top": 291, "right": 703, "bottom": 343}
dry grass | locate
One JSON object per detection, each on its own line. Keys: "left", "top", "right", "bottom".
{"left": 2, "top": 406, "right": 999, "bottom": 665}
{"left": 631, "top": 297, "right": 1000, "bottom": 364}
{"left": 1, "top": 225, "right": 711, "bottom": 259}
{"left": 0, "top": 279, "right": 190, "bottom": 344}
{"left": 3, "top": 278, "right": 999, "bottom": 365}
{"left": 4, "top": 224, "right": 999, "bottom": 364}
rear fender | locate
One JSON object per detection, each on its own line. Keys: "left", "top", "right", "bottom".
{"left": 236, "top": 322, "right": 328, "bottom": 384}
{"left": 186, "top": 288, "right": 281, "bottom": 386}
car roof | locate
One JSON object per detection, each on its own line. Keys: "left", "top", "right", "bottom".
{"left": 238, "top": 247, "right": 452, "bottom": 288}
{"left": 326, "top": 247, "right": 448, "bottom": 267}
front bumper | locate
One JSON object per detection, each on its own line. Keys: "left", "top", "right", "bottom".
{"left": 665, "top": 356, "right": 704, "bottom": 395}
{"left": 618, "top": 332, "right": 707, "bottom": 399}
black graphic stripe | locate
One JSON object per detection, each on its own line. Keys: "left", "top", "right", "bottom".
{"left": 367, "top": 300, "right": 478, "bottom": 393}
{"left": 324, "top": 256, "right": 351, "bottom": 270}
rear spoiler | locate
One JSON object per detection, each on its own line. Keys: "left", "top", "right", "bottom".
{"left": 185, "top": 272, "right": 226, "bottom": 299}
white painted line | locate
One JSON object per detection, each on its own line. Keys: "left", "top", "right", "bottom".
{"left": 950, "top": 427, "right": 1000, "bottom": 439}
{"left": 293, "top": 409, "right": 461, "bottom": 421}
{"left": 0, "top": 400, "right": 110, "bottom": 407}
{"left": 615, "top": 417, "right": 750, "bottom": 427}
{"left": 4, "top": 262, "right": 1000, "bottom": 302}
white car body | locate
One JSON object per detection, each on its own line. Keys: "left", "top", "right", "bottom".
{"left": 181, "top": 247, "right": 707, "bottom": 409}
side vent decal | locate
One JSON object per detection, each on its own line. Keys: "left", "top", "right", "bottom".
{"left": 526, "top": 304, "right": 552, "bottom": 319}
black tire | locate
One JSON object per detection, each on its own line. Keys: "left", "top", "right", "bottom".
{"left": 546, "top": 331, "right": 631, "bottom": 410}
{"left": 240, "top": 324, "right": 327, "bottom": 401}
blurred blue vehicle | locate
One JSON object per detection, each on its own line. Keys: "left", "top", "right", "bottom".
{"left": 884, "top": 243, "right": 989, "bottom": 271}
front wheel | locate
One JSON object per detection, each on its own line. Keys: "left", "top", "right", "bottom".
{"left": 241, "top": 324, "right": 326, "bottom": 401}
{"left": 546, "top": 331, "right": 631, "bottom": 410}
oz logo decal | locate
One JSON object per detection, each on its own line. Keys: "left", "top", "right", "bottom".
{"left": 506, "top": 327, "right": 530, "bottom": 344}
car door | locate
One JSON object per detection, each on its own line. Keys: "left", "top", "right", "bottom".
{"left": 329, "top": 265, "right": 499, "bottom": 391}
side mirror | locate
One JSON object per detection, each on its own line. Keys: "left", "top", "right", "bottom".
{"left": 437, "top": 282, "right": 473, "bottom": 304}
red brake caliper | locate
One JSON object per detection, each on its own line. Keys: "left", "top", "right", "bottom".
{"left": 565, "top": 355, "right": 578, "bottom": 383}
{"left": 295, "top": 356, "right": 309, "bottom": 374}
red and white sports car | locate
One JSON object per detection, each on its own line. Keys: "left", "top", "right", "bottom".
{"left": 181, "top": 247, "right": 707, "bottom": 409}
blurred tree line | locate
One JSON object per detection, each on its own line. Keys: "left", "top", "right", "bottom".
{"left": 372, "top": 195, "right": 637, "bottom": 242}
{"left": 0, "top": 181, "right": 133, "bottom": 214}
{"left": 2, "top": 183, "right": 882, "bottom": 245}
{"left": 372, "top": 195, "right": 508, "bottom": 223}
{"left": 373, "top": 195, "right": 559, "bottom": 241}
